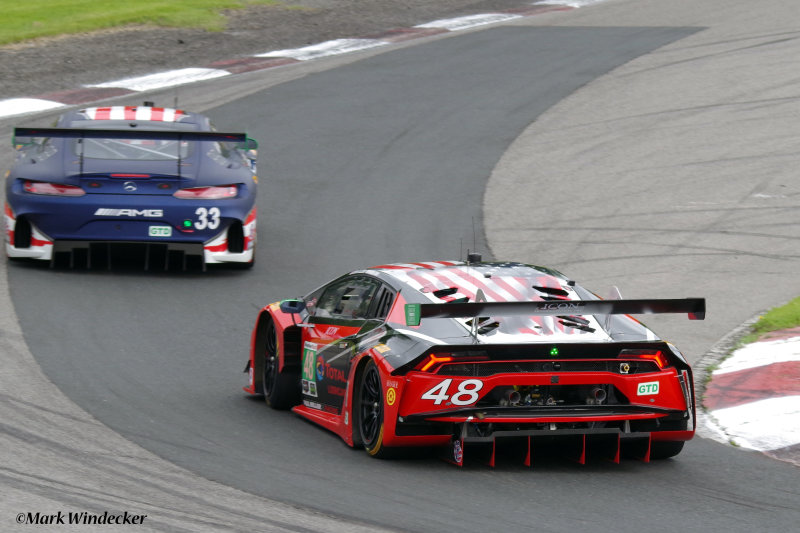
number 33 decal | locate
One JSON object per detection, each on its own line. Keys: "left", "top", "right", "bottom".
{"left": 421, "top": 379, "right": 483, "bottom": 406}
{"left": 195, "top": 207, "right": 220, "bottom": 230}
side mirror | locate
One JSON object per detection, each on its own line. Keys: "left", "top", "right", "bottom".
{"left": 279, "top": 299, "right": 306, "bottom": 314}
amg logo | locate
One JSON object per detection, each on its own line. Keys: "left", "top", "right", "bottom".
{"left": 540, "top": 302, "right": 582, "bottom": 310}
{"left": 95, "top": 208, "right": 163, "bottom": 217}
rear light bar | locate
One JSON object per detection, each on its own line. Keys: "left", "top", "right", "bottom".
{"left": 23, "top": 180, "right": 85, "bottom": 196}
{"left": 418, "top": 352, "right": 491, "bottom": 372}
{"left": 173, "top": 185, "right": 237, "bottom": 199}
{"left": 420, "top": 354, "right": 453, "bottom": 372}
{"left": 618, "top": 349, "right": 669, "bottom": 369}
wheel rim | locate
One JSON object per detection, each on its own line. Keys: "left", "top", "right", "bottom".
{"left": 359, "top": 364, "right": 382, "bottom": 446}
{"left": 262, "top": 321, "right": 277, "bottom": 397}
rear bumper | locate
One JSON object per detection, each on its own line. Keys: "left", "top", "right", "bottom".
{"left": 5, "top": 213, "right": 256, "bottom": 266}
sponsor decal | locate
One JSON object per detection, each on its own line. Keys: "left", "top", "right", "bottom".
{"left": 148, "top": 226, "right": 172, "bottom": 237}
{"left": 324, "top": 326, "right": 339, "bottom": 336}
{"left": 374, "top": 343, "right": 391, "bottom": 354}
{"left": 302, "top": 379, "right": 318, "bottom": 397}
{"left": 540, "top": 302, "right": 583, "bottom": 311}
{"left": 637, "top": 381, "right": 660, "bottom": 396}
{"left": 95, "top": 208, "right": 163, "bottom": 217}
{"left": 303, "top": 400, "right": 322, "bottom": 410}
{"left": 327, "top": 385, "right": 346, "bottom": 397}
{"left": 386, "top": 379, "right": 401, "bottom": 389}
{"left": 386, "top": 387, "right": 396, "bottom": 406}
{"left": 315, "top": 355, "right": 347, "bottom": 384}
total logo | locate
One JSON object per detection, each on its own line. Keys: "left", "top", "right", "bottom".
{"left": 316, "top": 355, "right": 346, "bottom": 383}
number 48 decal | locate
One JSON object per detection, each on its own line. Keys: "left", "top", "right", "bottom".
{"left": 421, "top": 379, "right": 483, "bottom": 406}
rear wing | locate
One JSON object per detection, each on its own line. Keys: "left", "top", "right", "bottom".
{"left": 404, "top": 298, "right": 705, "bottom": 326}
{"left": 13, "top": 127, "right": 250, "bottom": 178}
{"left": 13, "top": 127, "right": 247, "bottom": 143}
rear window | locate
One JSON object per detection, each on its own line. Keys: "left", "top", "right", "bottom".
{"left": 68, "top": 120, "right": 199, "bottom": 161}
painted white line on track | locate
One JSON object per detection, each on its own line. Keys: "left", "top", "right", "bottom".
{"left": 0, "top": 98, "right": 65, "bottom": 119}
{"left": 256, "top": 39, "right": 388, "bottom": 61}
{"left": 713, "top": 337, "right": 800, "bottom": 375}
{"left": 536, "top": 0, "right": 612, "bottom": 7}
{"left": 87, "top": 68, "right": 230, "bottom": 92}
{"left": 710, "top": 396, "right": 800, "bottom": 451}
{"left": 415, "top": 14, "right": 522, "bottom": 32}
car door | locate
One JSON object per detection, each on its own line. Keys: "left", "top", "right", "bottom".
{"left": 300, "top": 275, "right": 382, "bottom": 412}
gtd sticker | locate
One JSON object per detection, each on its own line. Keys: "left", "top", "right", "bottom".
{"left": 386, "top": 387, "right": 396, "bottom": 406}
{"left": 637, "top": 381, "right": 660, "bottom": 396}
{"left": 148, "top": 225, "right": 172, "bottom": 237}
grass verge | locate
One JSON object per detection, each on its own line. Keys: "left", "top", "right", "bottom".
{"left": 738, "top": 296, "right": 800, "bottom": 346}
{"left": 0, "top": 0, "right": 278, "bottom": 46}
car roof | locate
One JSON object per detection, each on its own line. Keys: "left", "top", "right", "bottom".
{"left": 363, "top": 261, "right": 575, "bottom": 303}
{"left": 59, "top": 105, "right": 206, "bottom": 128}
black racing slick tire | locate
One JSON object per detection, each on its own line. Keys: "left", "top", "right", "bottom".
{"left": 357, "top": 360, "right": 392, "bottom": 458}
{"left": 650, "top": 440, "right": 685, "bottom": 460}
{"left": 262, "top": 319, "right": 299, "bottom": 410}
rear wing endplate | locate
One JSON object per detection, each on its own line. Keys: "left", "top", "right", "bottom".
{"left": 404, "top": 298, "right": 705, "bottom": 327}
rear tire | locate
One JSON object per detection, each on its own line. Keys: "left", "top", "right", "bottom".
{"left": 650, "top": 440, "right": 685, "bottom": 460}
{"left": 357, "top": 360, "right": 393, "bottom": 458}
{"left": 262, "top": 319, "right": 299, "bottom": 410}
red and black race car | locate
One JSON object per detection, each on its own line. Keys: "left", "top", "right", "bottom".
{"left": 243, "top": 258, "right": 705, "bottom": 465}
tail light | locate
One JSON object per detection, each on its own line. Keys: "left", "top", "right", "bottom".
{"left": 173, "top": 185, "right": 237, "bottom": 199}
{"left": 417, "top": 352, "right": 490, "bottom": 372}
{"left": 23, "top": 180, "right": 85, "bottom": 196}
{"left": 618, "top": 349, "right": 669, "bottom": 369}
{"left": 420, "top": 354, "right": 453, "bottom": 372}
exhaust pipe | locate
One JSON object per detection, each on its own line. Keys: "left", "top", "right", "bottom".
{"left": 588, "top": 387, "right": 607, "bottom": 405}
{"left": 504, "top": 390, "right": 521, "bottom": 406}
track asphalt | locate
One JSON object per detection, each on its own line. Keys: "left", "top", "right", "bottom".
{"left": 1, "top": 0, "right": 796, "bottom": 473}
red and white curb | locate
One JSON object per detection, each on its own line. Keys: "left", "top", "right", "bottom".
{"left": 703, "top": 329, "right": 800, "bottom": 466}
{"left": 0, "top": 0, "right": 615, "bottom": 120}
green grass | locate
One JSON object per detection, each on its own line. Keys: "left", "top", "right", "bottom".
{"left": 739, "top": 296, "right": 800, "bottom": 346}
{"left": 0, "top": 0, "right": 279, "bottom": 46}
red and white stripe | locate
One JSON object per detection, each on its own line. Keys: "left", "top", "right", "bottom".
{"left": 704, "top": 331, "right": 800, "bottom": 465}
{"left": 81, "top": 106, "right": 187, "bottom": 122}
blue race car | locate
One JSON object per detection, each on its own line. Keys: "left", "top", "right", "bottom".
{"left": 4, "top": 104, "right": 258, "bottom": 269}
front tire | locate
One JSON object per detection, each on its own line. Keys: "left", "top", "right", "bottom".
{"left": 262, "top": 319, "right": 299, "bottom": 410}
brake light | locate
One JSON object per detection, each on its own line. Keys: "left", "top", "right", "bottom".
{"left": 23, "top": 180, "right": 85, "bottom": 196}
{"left": 421, "top": 354, "right": 453, "bottom": 372}
{"left": 173, "top": 185, "right": 237, "bottom": 199}
{"left": 618, "top": 349, "right": 669, "bottom": 369}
